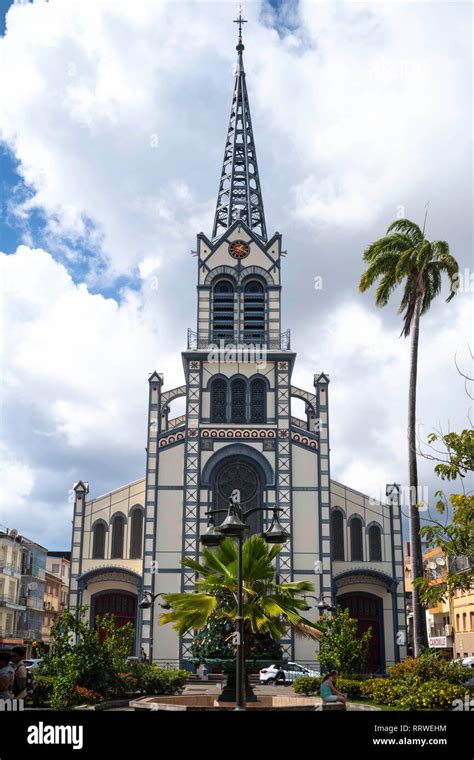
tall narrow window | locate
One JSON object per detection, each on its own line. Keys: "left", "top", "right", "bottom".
{"left": 129, "top": 508, "right": 143, "bottom": 559}
{"left": 92, "top": 523, "right": 106, "bottom": 559}
{"left": 111, "top": 515, "right": 125, "bottom": 559}
{"left": 244, "top": 281, "right": 265, "bottom": 342}
{"left": 250, "top": 378, "right": 266, "bottom": 423}
{"left": 210, "top": 378, "right": 227, "bottom": 422}
{"left": 331, "top": 511, "right": 344, "bottom": 561}
{"left": 231, "top": 378, "right": 246, "bottom": 423}
{"left": 350, "top": 517, "right": 363, "bottom": 561}
{"left": 368, "top": 524, "right": 382, "bottom": 561}
{"left": 213, "top": 280, "right": 234, "bottom": 342}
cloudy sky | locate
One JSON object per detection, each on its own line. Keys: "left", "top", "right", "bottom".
{"left": 0, "top": 0, "right": 472, "bottom": 550}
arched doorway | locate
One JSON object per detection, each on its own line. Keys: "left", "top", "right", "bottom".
{"left": 213, "top": 458, "right": 263, "bottom": 536}
{"left": 91, "top": 591, "right": 137, "bottom": 648}
{"left": 337, "top": 592, "right": 383, "bottom": 673}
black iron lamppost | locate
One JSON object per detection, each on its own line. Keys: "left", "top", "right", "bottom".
{"left": 301, "top": 594, "right": 336, "bottom": 617}
{"left": 200, "top": 491, "right": 290, "bottom": 711}
{"left": 138, "top": 591, "right": 171, "bottom": 664}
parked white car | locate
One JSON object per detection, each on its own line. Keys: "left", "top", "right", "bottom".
{"left": 259, "top": 662, "right": 320, "bottom": 685}
{"left": 462, "top": 656, "right": 474, "bottom": 668}
{"left": 23, "top": 659, "right": 43, "bottom": 670}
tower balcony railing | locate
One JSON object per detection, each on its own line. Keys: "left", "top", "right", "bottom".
{"left": 187, "top": 329, "right": 291, "bottom": 351}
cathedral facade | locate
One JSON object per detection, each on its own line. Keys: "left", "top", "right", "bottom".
{"left": 68, "top": 23, "right": 407, "bottom": 672}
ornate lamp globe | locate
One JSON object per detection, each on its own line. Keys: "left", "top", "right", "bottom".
{"left": 264, "top": 511, "right": 290, "bottom": 544}
{"left": 200, "top": 522, "right": 224, "bottom": 547}
{"left": 218, "top": 508, "right": 246, "bottom": 538}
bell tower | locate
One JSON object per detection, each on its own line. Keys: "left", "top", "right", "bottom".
{"left": 178, "top": 12, "right": 297, "bottom": 661}
{"left": 189, "top": 10, "right": 287, "bottom": 354}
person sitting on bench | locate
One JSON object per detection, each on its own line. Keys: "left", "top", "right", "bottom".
{"left": 320, "top": 670, "right": 346, "bottom": 705}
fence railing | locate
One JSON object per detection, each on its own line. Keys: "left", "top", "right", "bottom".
{"left": 187, "top": 329, "right": 291, "bottom": 351}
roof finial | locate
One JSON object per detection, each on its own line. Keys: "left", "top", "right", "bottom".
{"left": 234, "top": 5, "right": 247, "bottom": 51}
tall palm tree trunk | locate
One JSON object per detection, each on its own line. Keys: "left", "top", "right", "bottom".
{"left": 408, "top": 295, "right": 428, "bottom": 655}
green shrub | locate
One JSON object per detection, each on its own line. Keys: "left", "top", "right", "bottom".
{"left": 140, "top": 667, "right": 189, "bottom": 695}
{"left": 388, "top": 651, "right": 471, "bottom": 686}
{"left": 361, "top": 676, "right": 468, "bottom": 710}
{"left": 30, "top": 675, "right": 55, "bottom": 708}
{"left": 336, "top": 678, "right": 364, "bottom": 699}
{"left": 361, "top": 678, "right": 401, "bottom": 706}
{"left": 394, "top": 680, "right": 467, "bottom": 710}
{"left": 318, "top": 608, "right": 371, "bottom": 676}
{"left": 292, "top": 676, "right": 322, "bottom": 695}
{"left": 49, "top": 671, "right": 81, "bottom": 711}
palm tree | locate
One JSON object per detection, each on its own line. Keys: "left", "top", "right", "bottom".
{"left": 160, "top": 534, "right": 321, "bottom": 652}
{"left": 359, "top": 217, "right": 459, "bottom": 657}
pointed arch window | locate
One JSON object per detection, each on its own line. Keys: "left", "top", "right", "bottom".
{"left": 111, "top": 515, "right": 125, "bottom": 559}
{"left": 92, "top": 523, "right": 106, "bottom": 560}
{"left": 350, "top": 516, "right": 363, "bottom": 562}
{"left": 243, "top": 281, "right": 265, "bottom": 342}
{"left": 250, "top": 378, "right": 266, "bottom": 423}
{"left": 231, "top": 378, "right": 246, "bottom": 423}
{"left": 210, "top": 378, "right": 227, "bottom": 423}
{"left": 129, "top": 508, "right": 144, "bottom": 560}
{"left": 213, "top": 280, "right": 235, "bottom": 342}
{"left": 368, "top": 524, "right": 382, "bottom": 562}
{"left": 331, "top": 511, "right": 344, "bottom": 561}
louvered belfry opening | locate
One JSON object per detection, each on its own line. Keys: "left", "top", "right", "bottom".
{"left": 212, "top": 280, "right": 235, "bottom": 343}
{"left": 243, "top": 280, "right": 265, "bottom": 342}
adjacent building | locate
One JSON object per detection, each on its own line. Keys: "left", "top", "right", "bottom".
{"left": 41, "top": 552, "right": 71, "bottom": 650}
{"left": 424, "top": 547, "right": 453, "bottom": 656}
{"left": 450, "top": 555, "right": 474, "bottom": 659}
{"left": 0, "top": 529, "right": 25, "bottom": 649}
{"left": 0, "top": 529, "right": 71, "bottom": 656}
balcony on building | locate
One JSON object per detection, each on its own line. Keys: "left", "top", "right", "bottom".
{"left": 187, "top": 328, "right": 291, "bottom": 351}
{"left": 0, "top": 593, "right": 27, "bottom": 610}
{"left": 0, "top": 562, "right": 22, "bottom": 579}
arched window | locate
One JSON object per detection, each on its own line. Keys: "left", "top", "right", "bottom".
{"left": 129, "top": 508, "right": 144, "bottom": 559}
{"left": 92, "top": 523, "right": 106, "bottom": 559}
{"left": 111, "top": 515, "right": 125, "bottom": 559}
{"left": 214, "top": 459, "right": 262, "bottom": 536}
{"left": 350, "top": 517, "right": 363, "bottom": 562}
{"left": 250, "top": 378, "right": 266, "bottom": 423}
{"left": 331, "top": 511, "right": 344, "bottom": 561}
{"left": 243, "top": 281, "right": 265, "bottom": 342}
{"left": 210, "top": 378, "right": 227, "bottom": 422}
{"left": 368, "top": 524, "right": 382, "bottom": 562}
{"left": 213, "top": 280, "right": 234, "bottom": 342}
{"left": 231, "top": 378, "right": 246, "bottom": 423}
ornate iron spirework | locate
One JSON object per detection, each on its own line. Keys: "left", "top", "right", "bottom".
{"left": 212, "top": 15, "right": 267, "bottom": 242}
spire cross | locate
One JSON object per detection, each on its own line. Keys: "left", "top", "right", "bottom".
{"left": 233, "top": 6, "right": 247, "bottom": 45}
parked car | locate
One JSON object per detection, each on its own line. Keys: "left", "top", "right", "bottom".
{"left": 259, "top": 662, "right": 320, "bottom": 685}
{"left": 23, "top": 659, "right": 43, "bottom": 671}
{"left": 462, "top": 656, "right": 474, "bottom": 668}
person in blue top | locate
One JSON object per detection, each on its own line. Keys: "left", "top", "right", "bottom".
{"left": 320, "top": 670, "right": 346, "bottom": 705}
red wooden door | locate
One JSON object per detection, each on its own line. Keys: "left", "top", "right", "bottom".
{"left": 92, "top": 592, "right": 137, "bottom": 645}
{"left": 338, "top": 593, "right": 382, "bottom": 673}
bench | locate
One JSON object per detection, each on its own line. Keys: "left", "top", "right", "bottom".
{"left": 321, "top": 701, "right": 346, "bottom": 712}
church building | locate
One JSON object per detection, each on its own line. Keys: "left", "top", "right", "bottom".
{"left": 68, "top": 18, "right": 407, "bottom": 672}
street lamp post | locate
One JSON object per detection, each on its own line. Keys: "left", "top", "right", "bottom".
{"left": 201, "top": 491, "right": 290, "bottom": 711}
{"left": 301, "top": 594, "right": 336, "bottom": 616}
{"left": 138, "top": 591, "right": 171, "bottom": 664}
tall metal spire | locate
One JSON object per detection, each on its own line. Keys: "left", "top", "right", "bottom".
{"left": 212, "top": 9, "right": 267, "bottom": 242}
